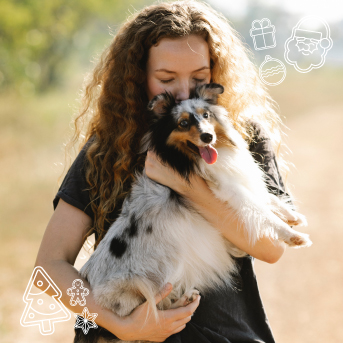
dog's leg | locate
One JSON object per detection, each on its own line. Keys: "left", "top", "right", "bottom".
{"left": 268, "top": 193, "right": 308, "bottom": 226}
{"left": 266, "top": 211, "right": 312, "bottom": 248}
{"left": 224, "top": 185, "right": 312, "bottom": 248}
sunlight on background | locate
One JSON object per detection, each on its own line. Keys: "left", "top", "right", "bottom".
{"left": 0, "top": 0, "right": 342, "bottom": 342}
{"left": 210, "top": 0, "right": 343, "bottom": 22}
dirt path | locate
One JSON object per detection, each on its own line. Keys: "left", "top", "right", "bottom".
{"left": 255, "top": 105, "right": 343, "bottom": 343}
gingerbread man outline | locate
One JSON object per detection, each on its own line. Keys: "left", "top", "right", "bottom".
{"left": 67, "top": 279, "right": 89, "bottom": 306}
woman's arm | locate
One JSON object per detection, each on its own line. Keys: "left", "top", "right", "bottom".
{"left": 145, "top": 150, "right": 286, "bottom": 264}
{"left": 176, "top": 173, "right": 286, "bottom": 263}
{"left": 35, "top": 199, "right": 200, "bottom": 341}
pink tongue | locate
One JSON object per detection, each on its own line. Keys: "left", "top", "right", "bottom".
{"left": 199, "top": 145, "right": 218, "bottom": 164}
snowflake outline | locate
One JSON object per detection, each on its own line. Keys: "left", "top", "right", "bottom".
{"left": 74, "top": 307, "right": 98, "bottom": 334}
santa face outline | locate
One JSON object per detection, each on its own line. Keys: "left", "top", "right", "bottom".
{"left": 284, "top": 16, "right": 333, "bottom": 73}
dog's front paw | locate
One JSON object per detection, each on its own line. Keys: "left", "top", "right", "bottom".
{"left": 286, "top": 232, "right": 312, "bottom": 248}
{"left": 287, "top": 212, "right": 308, "bottom": 227}
{"left": 169, "top": 289, "right": 200, "bottom": 309}
{"left": 181, "top": 289, "right": 200, "bottom": 306}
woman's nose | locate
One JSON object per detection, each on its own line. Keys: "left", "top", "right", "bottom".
{"left": 175, "top": 81, "right": 190, "bottom": 103}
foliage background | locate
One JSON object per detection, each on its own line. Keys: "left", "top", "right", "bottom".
{"left": 0, "top": 0, "right": 342, "bottom": 342}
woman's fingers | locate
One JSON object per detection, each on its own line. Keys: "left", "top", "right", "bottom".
{"left": 166, "top": 299, "right": 200, "bottom": 336}
{"left": 145, "top": 149, "right": 189, "bottom": 193}
{"left": 155, "top": 283, "right": 173, "bottom": 304}
{"left": 170, "top": 323, "right": 187, "bottom": 336}
{"left": 173, "top": 315, "right": 193, "bottom": 328}
{"left": 164, "top": 294, "right": 201, "bottom": 322}
{"left": 123, "top": 288, "right": 200, "bottom": 341}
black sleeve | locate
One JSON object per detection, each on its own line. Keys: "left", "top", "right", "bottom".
{"left": 248, "top": 121, "right": 291, "bottom": 201}
{"left": 53, "top": 139, "right": 94, "bottom": 221}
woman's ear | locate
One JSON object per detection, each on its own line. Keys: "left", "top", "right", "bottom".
{"left": 147, "top": 92, "right": 176, "bottom": 116}
{"left": 195, "top": 83, "right": 224, "bottom": 105}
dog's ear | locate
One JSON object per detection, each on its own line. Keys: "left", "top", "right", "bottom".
{"left": 147, "top": 92, "right": 176, "bottom": 116}
{"left": 194, "top": 83, "right": 224, "bottom": 105}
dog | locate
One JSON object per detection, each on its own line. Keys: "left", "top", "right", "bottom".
{"left": 75, "top": 83, "right": 312, "bottom": 343}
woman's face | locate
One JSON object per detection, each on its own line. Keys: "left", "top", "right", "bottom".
{"left": 146, "top": 34, "right": 211, "bottom": 103}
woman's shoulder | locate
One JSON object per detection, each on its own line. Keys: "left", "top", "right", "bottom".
{"left": 52, "top": 135, "right": 96, "bottom": 218}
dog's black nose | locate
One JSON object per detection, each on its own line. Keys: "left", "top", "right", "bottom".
{"left": 200, "top": 133, "right": 213, "bottom": 143}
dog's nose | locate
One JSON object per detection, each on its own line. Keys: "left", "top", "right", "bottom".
{"left": 200, "top": 133, "right": 213, "bottom": 143}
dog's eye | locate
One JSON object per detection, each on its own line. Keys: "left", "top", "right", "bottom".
{"left": 179, "top": 120, "right": 189, "bottom": 128}
{"left": 203, "top": 112, "right": 209, "bottom": 119}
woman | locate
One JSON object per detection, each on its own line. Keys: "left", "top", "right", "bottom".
{"left": 36, "top": 1, "right": 291, "bottom": 342}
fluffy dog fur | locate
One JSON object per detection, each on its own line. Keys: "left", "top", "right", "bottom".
{"left": 75, "top": 83, "right": 312, "bottom": 343}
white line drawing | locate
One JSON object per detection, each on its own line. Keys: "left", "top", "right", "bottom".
{"left": 74, "top": 307, "right": 98, "bottom": 335}
{"left": 250, "top": 18, "right": 276, "bottom": 51}
{"left": 67, "top": 279, "right": 89, "bottom": 306}
{"left": 20, "top": 266, "right": 71, "bottom": 335}
{"left": 259, "top": 55, "right": 286, "bottom": 86}
{"left": 284, "top": 16, "right": 333, "bottom": 73}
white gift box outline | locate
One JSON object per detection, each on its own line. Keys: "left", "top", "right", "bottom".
{"left": 250, "top": 18, "right": 276, "bottom": 51}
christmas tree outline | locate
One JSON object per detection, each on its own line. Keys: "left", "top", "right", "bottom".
{"left": 20, "top": 266, "right": 71, "bottom": 335}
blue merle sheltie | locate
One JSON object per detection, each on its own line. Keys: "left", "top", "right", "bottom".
{"left": 75, "top": 83, "right": 311, "bottom": 343}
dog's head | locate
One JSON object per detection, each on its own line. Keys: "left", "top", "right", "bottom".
{"left": 140, "top": 83, "right": 236, "bottom": 180}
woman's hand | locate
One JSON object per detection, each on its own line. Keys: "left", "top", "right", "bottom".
{"left": 145, "top": 149, "right": 205, "bottom": 195}
{"left": 145, "top": 149, "right": 186, "bottom": 193}
{"left": 117, "top": 283, "right": 201, "bottom": 342}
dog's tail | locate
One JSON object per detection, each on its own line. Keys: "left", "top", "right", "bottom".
{"left": 133, "top": 277, "right": 166, "bottom": 325}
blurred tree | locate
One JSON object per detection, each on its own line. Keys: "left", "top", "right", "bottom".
{"left": 0, "top": 0, "right": 148, "bottom": 93}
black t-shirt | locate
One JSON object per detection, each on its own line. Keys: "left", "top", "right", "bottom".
{"left": 53, "top": 122, "right": 289, "bottom": 343}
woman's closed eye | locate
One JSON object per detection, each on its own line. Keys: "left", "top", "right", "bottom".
{"left": 160, "top": 78, "right": 206, "bottom": 84}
